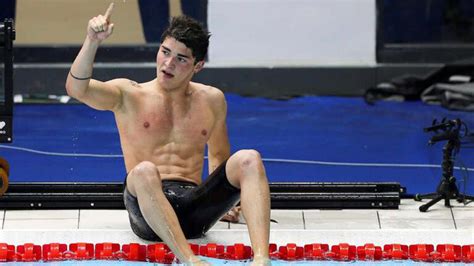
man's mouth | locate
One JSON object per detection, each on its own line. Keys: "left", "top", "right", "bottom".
{"left": 162, "top": 70, "right": 174, "bottom": 78}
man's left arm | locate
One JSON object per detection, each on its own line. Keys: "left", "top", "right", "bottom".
{"left": 207, "top": 89, "right": 231, "bottom": 174}
{"left": 207, "top": 90, "right": 241, "bottom": 223}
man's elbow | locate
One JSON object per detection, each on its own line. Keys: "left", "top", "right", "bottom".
{"left": 65, "top": 78, "right": 86, "bottom": 100}
{"left": 65, "top": 80, "right": 73, "bottom": 97}
{"left": 211, "top": 151, "right": 230, "bottom": 163}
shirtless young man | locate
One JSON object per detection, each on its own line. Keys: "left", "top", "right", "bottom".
{"left": 65, "top": 3, "right": 271, "bottom": 265}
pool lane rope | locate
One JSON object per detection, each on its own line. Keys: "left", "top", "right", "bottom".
{"left": 0, "top": 242, "right": 473, "bottom": 263}
{"left": 0, "top": 144, "right": 473, "bottom": 171}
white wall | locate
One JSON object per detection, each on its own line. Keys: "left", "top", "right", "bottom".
{"left": 208, "top": 0, "right": 376, "bottom": 67}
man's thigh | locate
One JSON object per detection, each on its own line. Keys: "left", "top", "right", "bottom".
{"left": 180, "top": 161, "right": 240, "bottom": 238}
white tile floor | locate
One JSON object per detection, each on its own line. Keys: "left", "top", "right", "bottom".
{"left": 0, "top": 199, "right": 472, "bottom": 246}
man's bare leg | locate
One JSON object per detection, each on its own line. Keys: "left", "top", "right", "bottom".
{"left": 126, "top": 161, "right": 209, "bottom": 265}
{"left": 226, "top": 150, "right": 271, "bottom": 265}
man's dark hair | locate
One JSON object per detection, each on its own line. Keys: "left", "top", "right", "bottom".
{"left": 160, "top": 16, "right": 210, "bottom": 63}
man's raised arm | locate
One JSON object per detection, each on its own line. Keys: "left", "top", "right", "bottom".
{"left": 65, "top": 3, "right": 122, "bottom": 111}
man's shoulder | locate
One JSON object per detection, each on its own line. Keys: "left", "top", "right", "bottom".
{"left": 107, "top": 78, "right": 149, "bottom": 91}
{"left": 191, "top": 82, "right": 225, "bottom": 102}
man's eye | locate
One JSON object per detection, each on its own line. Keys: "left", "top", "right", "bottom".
{"left": 178, "top": 57, "right": 187, "bottom": 63}
{"left": 162, "top": 50, "right": 170, "bottom": 55}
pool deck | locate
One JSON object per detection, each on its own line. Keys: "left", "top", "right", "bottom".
{"left": 1, "top": 199, "right": 472, "bottom": 247}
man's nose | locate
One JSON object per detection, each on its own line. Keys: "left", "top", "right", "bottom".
{"left": 164, "top": 56, "right": 176, "bottom": 68}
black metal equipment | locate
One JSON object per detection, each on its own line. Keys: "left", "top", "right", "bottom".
{"left": 0, "top": 19, "right": 14, "bottom": 197}
{"left": 0, "top": 18, "right": 15, "bottom": 143}
{"left": 0, "top": 182, "right": 402, "bottom": 210}
{"left": 415, "top": 118, "right": 474, "bottom": 212}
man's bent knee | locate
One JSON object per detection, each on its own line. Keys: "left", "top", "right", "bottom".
{"left": 226, "top": 149, "right": 266, "bottom": 188}
{"left": 126, "top": 161, "right": 161, "bottom": 196}
{"left": 232, "top": 149, "right": 263, "bottom": 170}
{"left": 244, "top": 149, "right": 262, "bottom": 164}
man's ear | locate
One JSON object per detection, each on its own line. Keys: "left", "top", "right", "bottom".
{"left": 194, "top": 61, "right": 205, "bottom": 73}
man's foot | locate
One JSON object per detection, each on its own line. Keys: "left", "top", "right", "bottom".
{"left": 220, "top": 206, "right": 242, "bottom": 223}
{"left": 251, "top": 256, "right": 271, "bottom": 266}
{"left": 185, "top": 256, "right": 211, "bottom": 266}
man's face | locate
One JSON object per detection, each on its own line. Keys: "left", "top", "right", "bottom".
{"left": 156, "top": 37, "right": 203, "bottom": 90}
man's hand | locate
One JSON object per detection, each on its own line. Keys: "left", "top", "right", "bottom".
{"left": 220, "top": 206, "right": 242, "bottom": 223}
{"left": 87, "top": 3, "right": 115, "bottom": 42}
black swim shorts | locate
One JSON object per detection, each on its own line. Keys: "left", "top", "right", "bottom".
{"left": 123, "top": 160, "right": 240, "bottom": 241}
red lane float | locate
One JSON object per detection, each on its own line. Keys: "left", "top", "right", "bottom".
{"left": 435, "top": 244, "right": 462, "bottom": 262}
{"left": 69, "top": 243, "right": 94, "bottom": 260}
{"left": 95, "top": 242, "right": 120, "bottom": 260}
{"left": 304, "top": 243, "right": 329, "bottom": 260}
{"left": 326, "top": 243, "right": 356, "bottom": 261}
{"left": 0, "top": 243, "right": 15, "bottom": 262}
{"left": 16, "top": 243, "right": 41, "bottom": 262}
{"left": 42, "top": 243, "right": 67, "bottom": 261}
{"left": 190, "top": 243, "right": 199, "bottom": 255}
{"left": 199, "top": 243, "right": 225, "bottom": 259}
{"left": 121, "top": 243, "right": 146, "bottom": 261}
{"left": 269, "top": 243, "right": 279, "bottom": 259}
{"left": 277, "top": 243, "right": 304, "bottom": 260}
{"left": 462, "top": 244, "right": 474, "bottom": 263}
{"left": 225, "top": 243, "right": 252, "bottom": 260}
{"left": 384, "top": 244, "right": 409, "bottom": 260}
{"left": 409, "top": 244, "right": 434, "bottom": 262}
{"left": 147, "top": 243, "right": 175, "bottom": 264}
{"left": 357, "top": 243, "right": 382, "bottom": 261}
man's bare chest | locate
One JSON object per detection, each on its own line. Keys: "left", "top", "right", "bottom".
{"left": 122, "top": 101, "right": 214, "bottom": 144}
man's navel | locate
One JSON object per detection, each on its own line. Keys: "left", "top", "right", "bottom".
{"left": 201, "top": 129, "right": 207, "bottom": 136}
